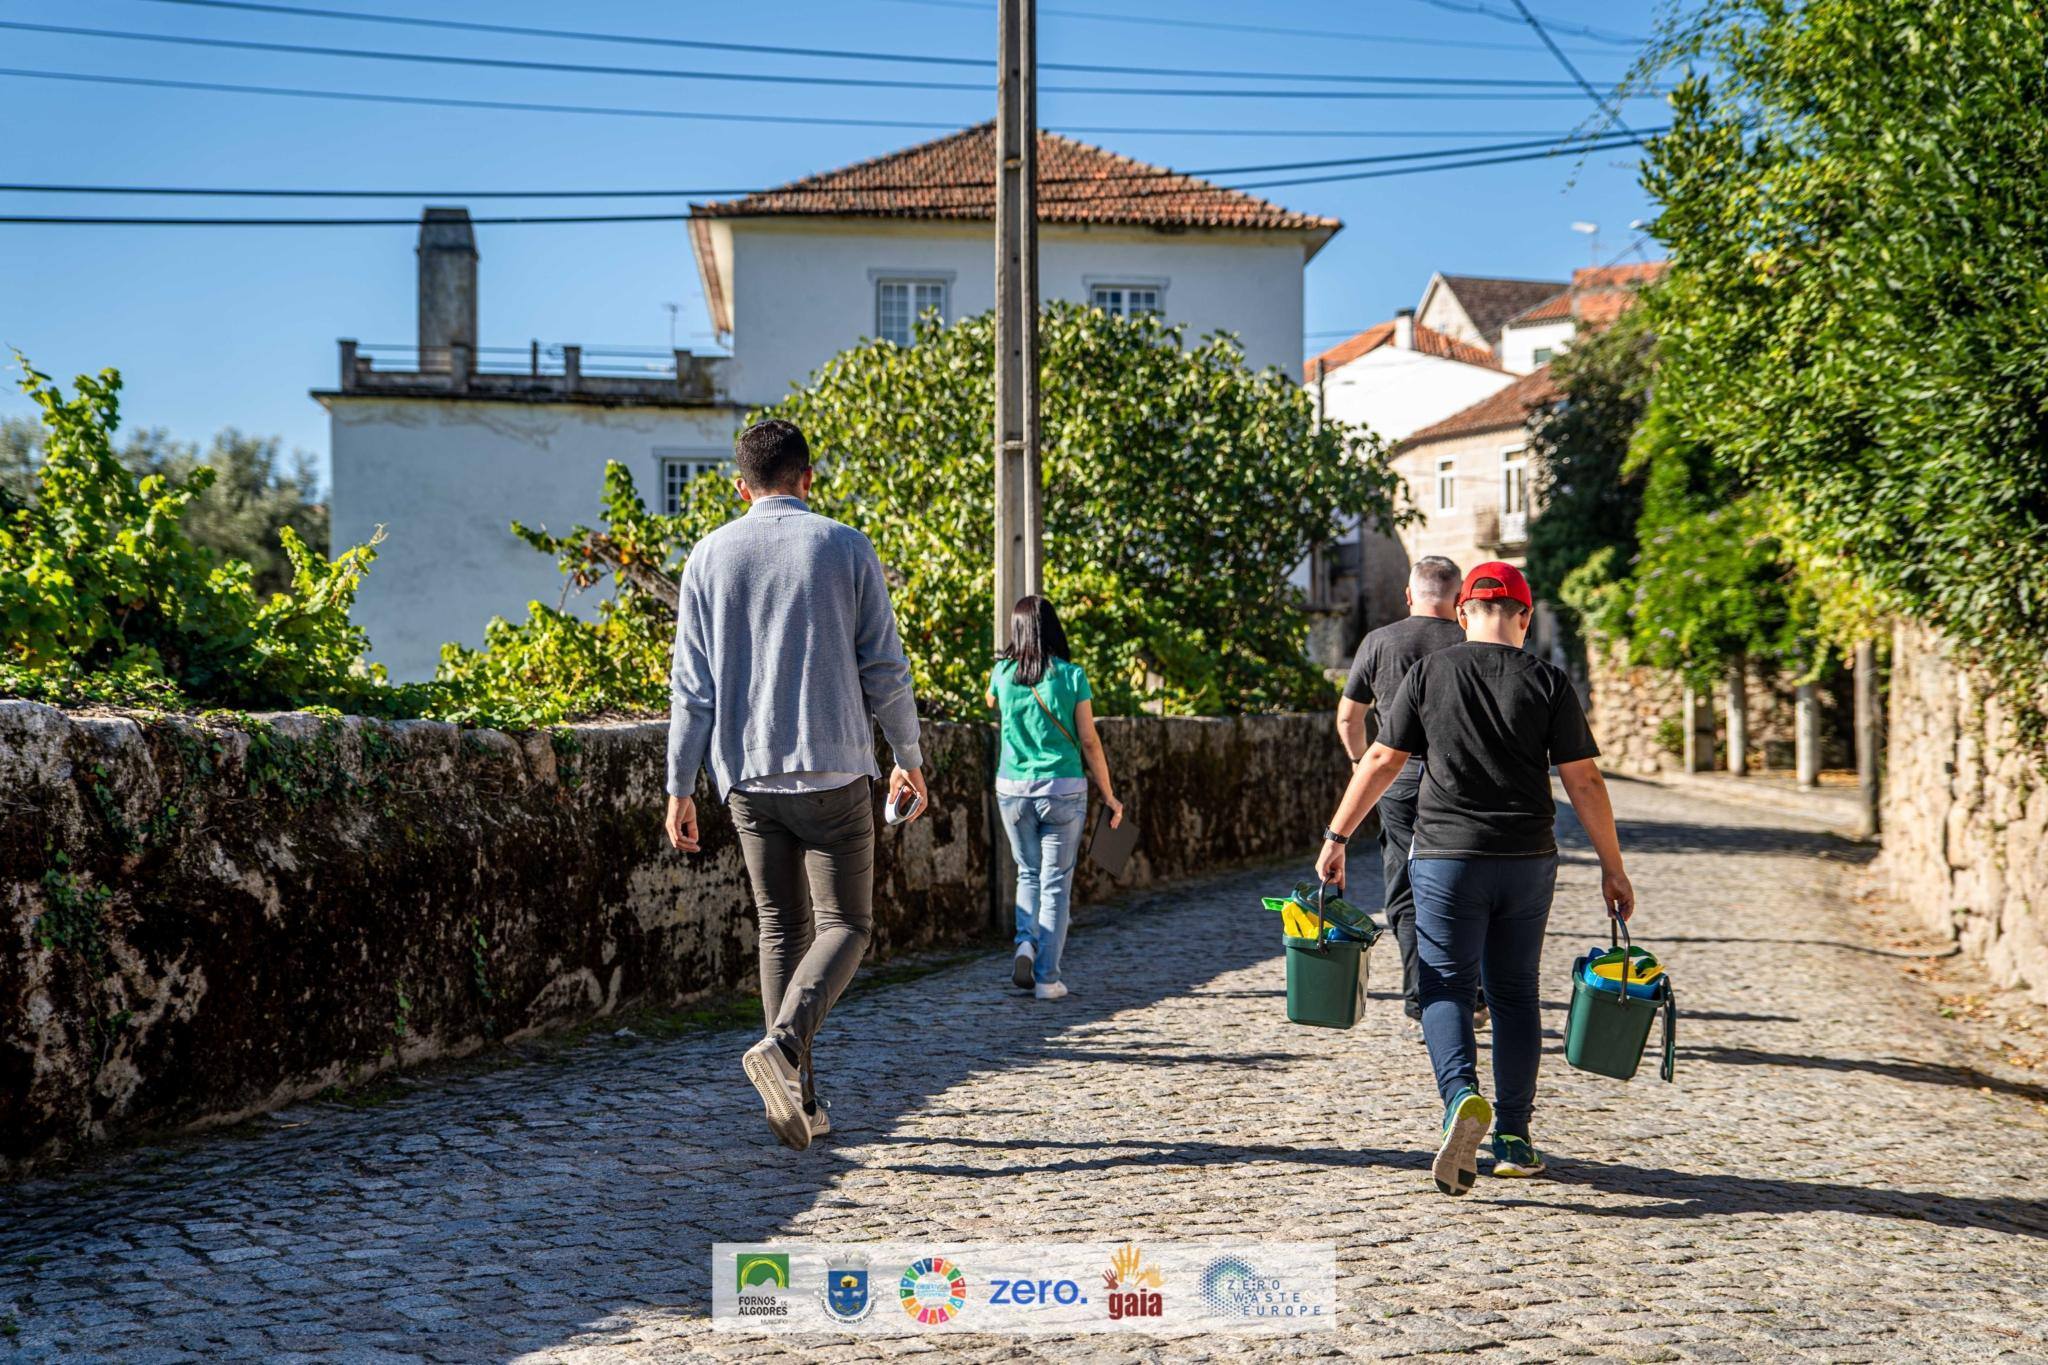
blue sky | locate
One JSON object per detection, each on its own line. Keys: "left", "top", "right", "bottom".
{"left": 0, "top": 0, "right": 1666, "bottom": 488}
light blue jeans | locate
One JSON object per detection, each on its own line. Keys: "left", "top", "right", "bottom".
{"left": 999, "top": 792, "right": 1088, "bottom": 985}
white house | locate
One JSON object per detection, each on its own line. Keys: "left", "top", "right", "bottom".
{"left": 1300, "top": 309, "right": 1517, "bottom": 649}
{"left": 1414, "top": 273, "right": 1568, "bottom": 372}
{"left": 689, "top": 120, "right": 1339, "bottom": 404}
{"left": 323, "top": 129, "right": 1340, "bottom": 680}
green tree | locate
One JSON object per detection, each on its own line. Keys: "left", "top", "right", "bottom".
{"left": 1523, "top": 304, "right": 1656, "bottom": 660}
{"left": 119, "top": 429, "right": 330, "bottom": 598}
{"left": 767, "top": 302, "right": 1400, "bottom": 716}
{"left": 1, "top": 415, "right": 40, "bottom": 513}
{"left": 1640, "top": 0, "right": 2048, "bottom": 729}
{"left": 1, "top": 414, "right": 329, "bottom": 595}
{"left": 0, "top": 360, "right": 382, "bottom": 711}
{"left": 1568, "top": 406, "right": 1821, "bottom": 688}
{"left": 442, "top": 304, "right": 1402, "bottom": 724}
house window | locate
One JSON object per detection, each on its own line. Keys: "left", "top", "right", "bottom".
{"left": 876, "top": 278, "right": 947, "bottom": 346}
{"left": 1500, "top": 447, "right": 1530, "bottom": 543}
{"left": 1435, "top": 457, "right": 1456, "bottom": 512}
{"left": 1501, "top": 448, "right": 1529, "bottom": 515}
{"left": 657, "top": 450, "right": 724, "bottom": 515}
{"left": 1091, "top": 284, "right": 1162, "bottom": 318}
{"left": 1532, "top": 347, "right": 1555, "bottom": 364}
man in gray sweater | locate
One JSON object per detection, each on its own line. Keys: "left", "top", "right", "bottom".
{"left": 665, "top": 419, "right": 927, "bottom": 1152}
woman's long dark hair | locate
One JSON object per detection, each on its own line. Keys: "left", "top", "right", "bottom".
{"left": 998, "top": 595, "right": 1070, "bottom": 687}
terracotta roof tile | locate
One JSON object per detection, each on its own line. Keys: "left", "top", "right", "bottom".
{"left": 693, "top": 122, "right": 1340, "bottom": 236}
{"left": 1436, "top": 274, "right": 1569, "bottom": 342}
{"left": 1503, "top": 290, "right": 1572, "bottom": 326}
{"left": 1396, "top": 363, "right": 1560, "bottom": 446}
{"left": 1572, "top": 259, "right": 1669, "bottom": 329}
{"left": 1302, "top": 319, "right": 1499, "bottom": 382}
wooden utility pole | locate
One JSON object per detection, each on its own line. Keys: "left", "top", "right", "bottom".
{"left": 992, "top": 0, "right": 1042, "bottom": 646}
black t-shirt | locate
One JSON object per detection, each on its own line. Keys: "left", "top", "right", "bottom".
{"left": 1376, "top": 642, "right": 1600, "bottom": 858}
{"left": 1342, "top": 614, "right": 1467, "bottom": 708}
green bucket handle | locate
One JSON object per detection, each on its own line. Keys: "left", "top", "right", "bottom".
{"left": 1605, "top": 911, "right": 1678, "bottom": 1082}
{"left": 1307, "top": 879, "right": 1333, "bottom": 956}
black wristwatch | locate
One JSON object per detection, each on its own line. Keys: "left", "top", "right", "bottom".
{"left": 1323, "top": 828, "right": 1349, "bottom": 846}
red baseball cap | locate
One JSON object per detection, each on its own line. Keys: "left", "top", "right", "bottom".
{"left": 1458, "top": 560, "right": 1534, "bottom": 610}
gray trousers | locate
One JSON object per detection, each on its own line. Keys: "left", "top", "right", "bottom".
{"left": 727, "top": 778, "right": 875, "bottom": 1104}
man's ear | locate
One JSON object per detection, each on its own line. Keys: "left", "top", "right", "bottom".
{"left": 796, "top": 467, "right": 816, "bottom": 498}
{"left": 734, "top": 473, "right": 754, "bottom": 504}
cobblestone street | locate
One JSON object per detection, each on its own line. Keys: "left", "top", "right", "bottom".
{"left": 3, "top": 777, "right": 2045, "bottom": 1363}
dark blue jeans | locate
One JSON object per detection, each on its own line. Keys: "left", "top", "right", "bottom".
{"left": 1410, "top": 854, "right": 1557, "bottom": 1139}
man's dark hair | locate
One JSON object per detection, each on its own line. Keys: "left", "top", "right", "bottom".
{"left": 734, "top": 419, "right": 811, "bottom": 493}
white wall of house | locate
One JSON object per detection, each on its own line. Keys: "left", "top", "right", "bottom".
{"left": 1414, "top": 276, "right": 1481, "bottom": 348}
{"left": 1315, "top": 346, "right": 1516, "bottom": 446}
{"left": 710, "top": 217, "right": 1312, "bottom": 406}
{"left": 327, "top": 396, "right": 738, "bottom": 682}
{"left": 1498, "top": 318, "right": 1575, "bottom": 376}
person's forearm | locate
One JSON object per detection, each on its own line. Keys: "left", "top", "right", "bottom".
{"left": 1082, "top": 739, "right": 1116, "bottom": 802}
{"left": 1335, "top": 700, "right": 1367, "bottom": 763}
{"left": 1562, "top": 769, "right": 1625, "bottom": 871}
{"left": 1327, "top": 743, "right": 1408, "bottom": 839}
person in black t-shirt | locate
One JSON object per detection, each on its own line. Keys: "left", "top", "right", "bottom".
{"left": 1314, "top": 561, "right": 1636, "bottom": 1197}
{"left": 1336, "top": 555, "right": 1465, "bottom": 1031}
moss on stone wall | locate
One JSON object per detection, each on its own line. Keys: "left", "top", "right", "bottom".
{"left": 1, "top": 702, "right": 1347, "bottom": 1177}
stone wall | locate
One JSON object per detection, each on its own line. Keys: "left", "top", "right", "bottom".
{"left": 1880, "top": 624, "right": 2048, "bottom": 1003}
{"left": 1586, "top": 640, "right": 1852, "bottom": 775}
{"left": 0, "top": 703, "right": 1349, "bottom": 1176}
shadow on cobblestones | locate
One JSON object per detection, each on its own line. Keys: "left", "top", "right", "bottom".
{"left": 1532, "top": 1160, "right": 2048, "bottom": 1238}
{"left": 1611, "top": 817, "right": 1877, "bottom": 863}
{"left": 1678, "top": 1043, "right": 2048, "bottom": 1103}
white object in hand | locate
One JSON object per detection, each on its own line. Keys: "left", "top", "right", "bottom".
{"left": 884, "top": 786, "right": 923, "bottom": 826}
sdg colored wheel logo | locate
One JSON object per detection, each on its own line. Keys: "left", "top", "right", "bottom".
{"left": 899, "top": 1256, "right": 968, "bottom": 1325}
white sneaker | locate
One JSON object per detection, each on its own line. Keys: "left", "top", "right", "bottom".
{"left": 1034, "top": 981, "right": 1069, "bottom": 1001}
{"left": 805, "top": 1098, "right": 831, "bottom": 1140}
{"left": 1012, "top": 941, "right": 1037, "bottom": 989}
{"left": 1474, "top": 1003, "right": 1491, "bottom": 1032}
{"left": 741, "top": 1037, "right": 810, "bottom": 1152}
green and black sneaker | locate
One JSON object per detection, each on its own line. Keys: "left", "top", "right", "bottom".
{"left": 1489, "top": 1133, "right": 1547, "bottom": 1178}
{"left": 1431, "top": 1087, "right": 1492, "bottom": 1196}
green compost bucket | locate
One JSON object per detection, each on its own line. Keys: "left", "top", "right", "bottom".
{"left": 1563, "top": 918, "right": 1677, "bottom": 1082}
{"left": 1283, "top": 883, "right": 1369, "bottom": 1030}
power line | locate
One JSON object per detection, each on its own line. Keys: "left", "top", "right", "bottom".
{"left": 1388, "top": 0, "right": 1644, "bottom": 46}
{"left": 0, "top": 133, "right": 1655, "bottom": 226}
{"left": 872, "top": 0, "right": 1631, "bottom": 54}
{"left": 0, "top": 68, "right": 1630, "bottom": 140}
{"left": 0, "top": 20, "right": 1652, "bottom": 100}
{"left": 113, "top": 0, "right": 1631, "bottom": 89}
{"left": 1507, "top": 0, "right": 1641, "bottom": 137}
{"left": 0, "top": 131, "right": 1664, "bottom": 200}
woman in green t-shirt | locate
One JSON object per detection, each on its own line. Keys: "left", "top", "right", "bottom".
{"left": 985, "top": 596, "right": 1124, "bottom": 1000}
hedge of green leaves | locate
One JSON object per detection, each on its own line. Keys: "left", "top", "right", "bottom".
{"left": 0, "top": 361, "right": 400, "bottom": 715}
{"left": 1639, "top": 0, "right": 2048, "bottom": 729}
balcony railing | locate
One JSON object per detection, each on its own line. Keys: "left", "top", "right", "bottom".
{"left": 332, "top": 339, "right": 732, "bottom": 406}
{"left": 1474, "top": 504, "right": 1530, "bottom": 551}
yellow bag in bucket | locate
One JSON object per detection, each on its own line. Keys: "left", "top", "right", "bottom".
{"left": 1589, "top": 957, "right": 1665, "bottom": 989}
{"left": 1279, "top": 902, "right": 1325, "bottom": 940}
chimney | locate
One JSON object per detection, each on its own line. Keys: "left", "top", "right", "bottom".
{"left": 1393, "top": 307, "right": 1416, "bottom": 351}
{"left": 417, "top": 207, "right": 477, "bottom": 374}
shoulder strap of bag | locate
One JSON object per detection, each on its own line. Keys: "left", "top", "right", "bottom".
{"left": 1027, "top": 680, "right": 1081, "bottom": 751}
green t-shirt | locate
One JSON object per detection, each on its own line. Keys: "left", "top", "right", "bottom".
{"left": 991, "top": 657, "right": 1092, "bottom": 781}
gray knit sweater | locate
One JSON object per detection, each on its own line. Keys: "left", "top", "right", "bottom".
{"left": 666, "top": 495, "right": 923, "bottom": 799}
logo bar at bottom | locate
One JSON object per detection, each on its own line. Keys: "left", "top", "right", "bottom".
{"left": 710, "top": 1241, "right": 1335, "bottom": 1335}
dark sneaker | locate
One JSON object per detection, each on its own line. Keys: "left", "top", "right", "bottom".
{"left": 1432, "top": 1088, "right": 1492, "bottom": 1196}
{"left": 742, "top": 1037, "right": 810, "bottom": 1152}
{"left": 1012, "top": 942, "right": 1037, "bottom": 990}
{"left": 1489, "top": 1134, "right": 1546, "bottom": 1178}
